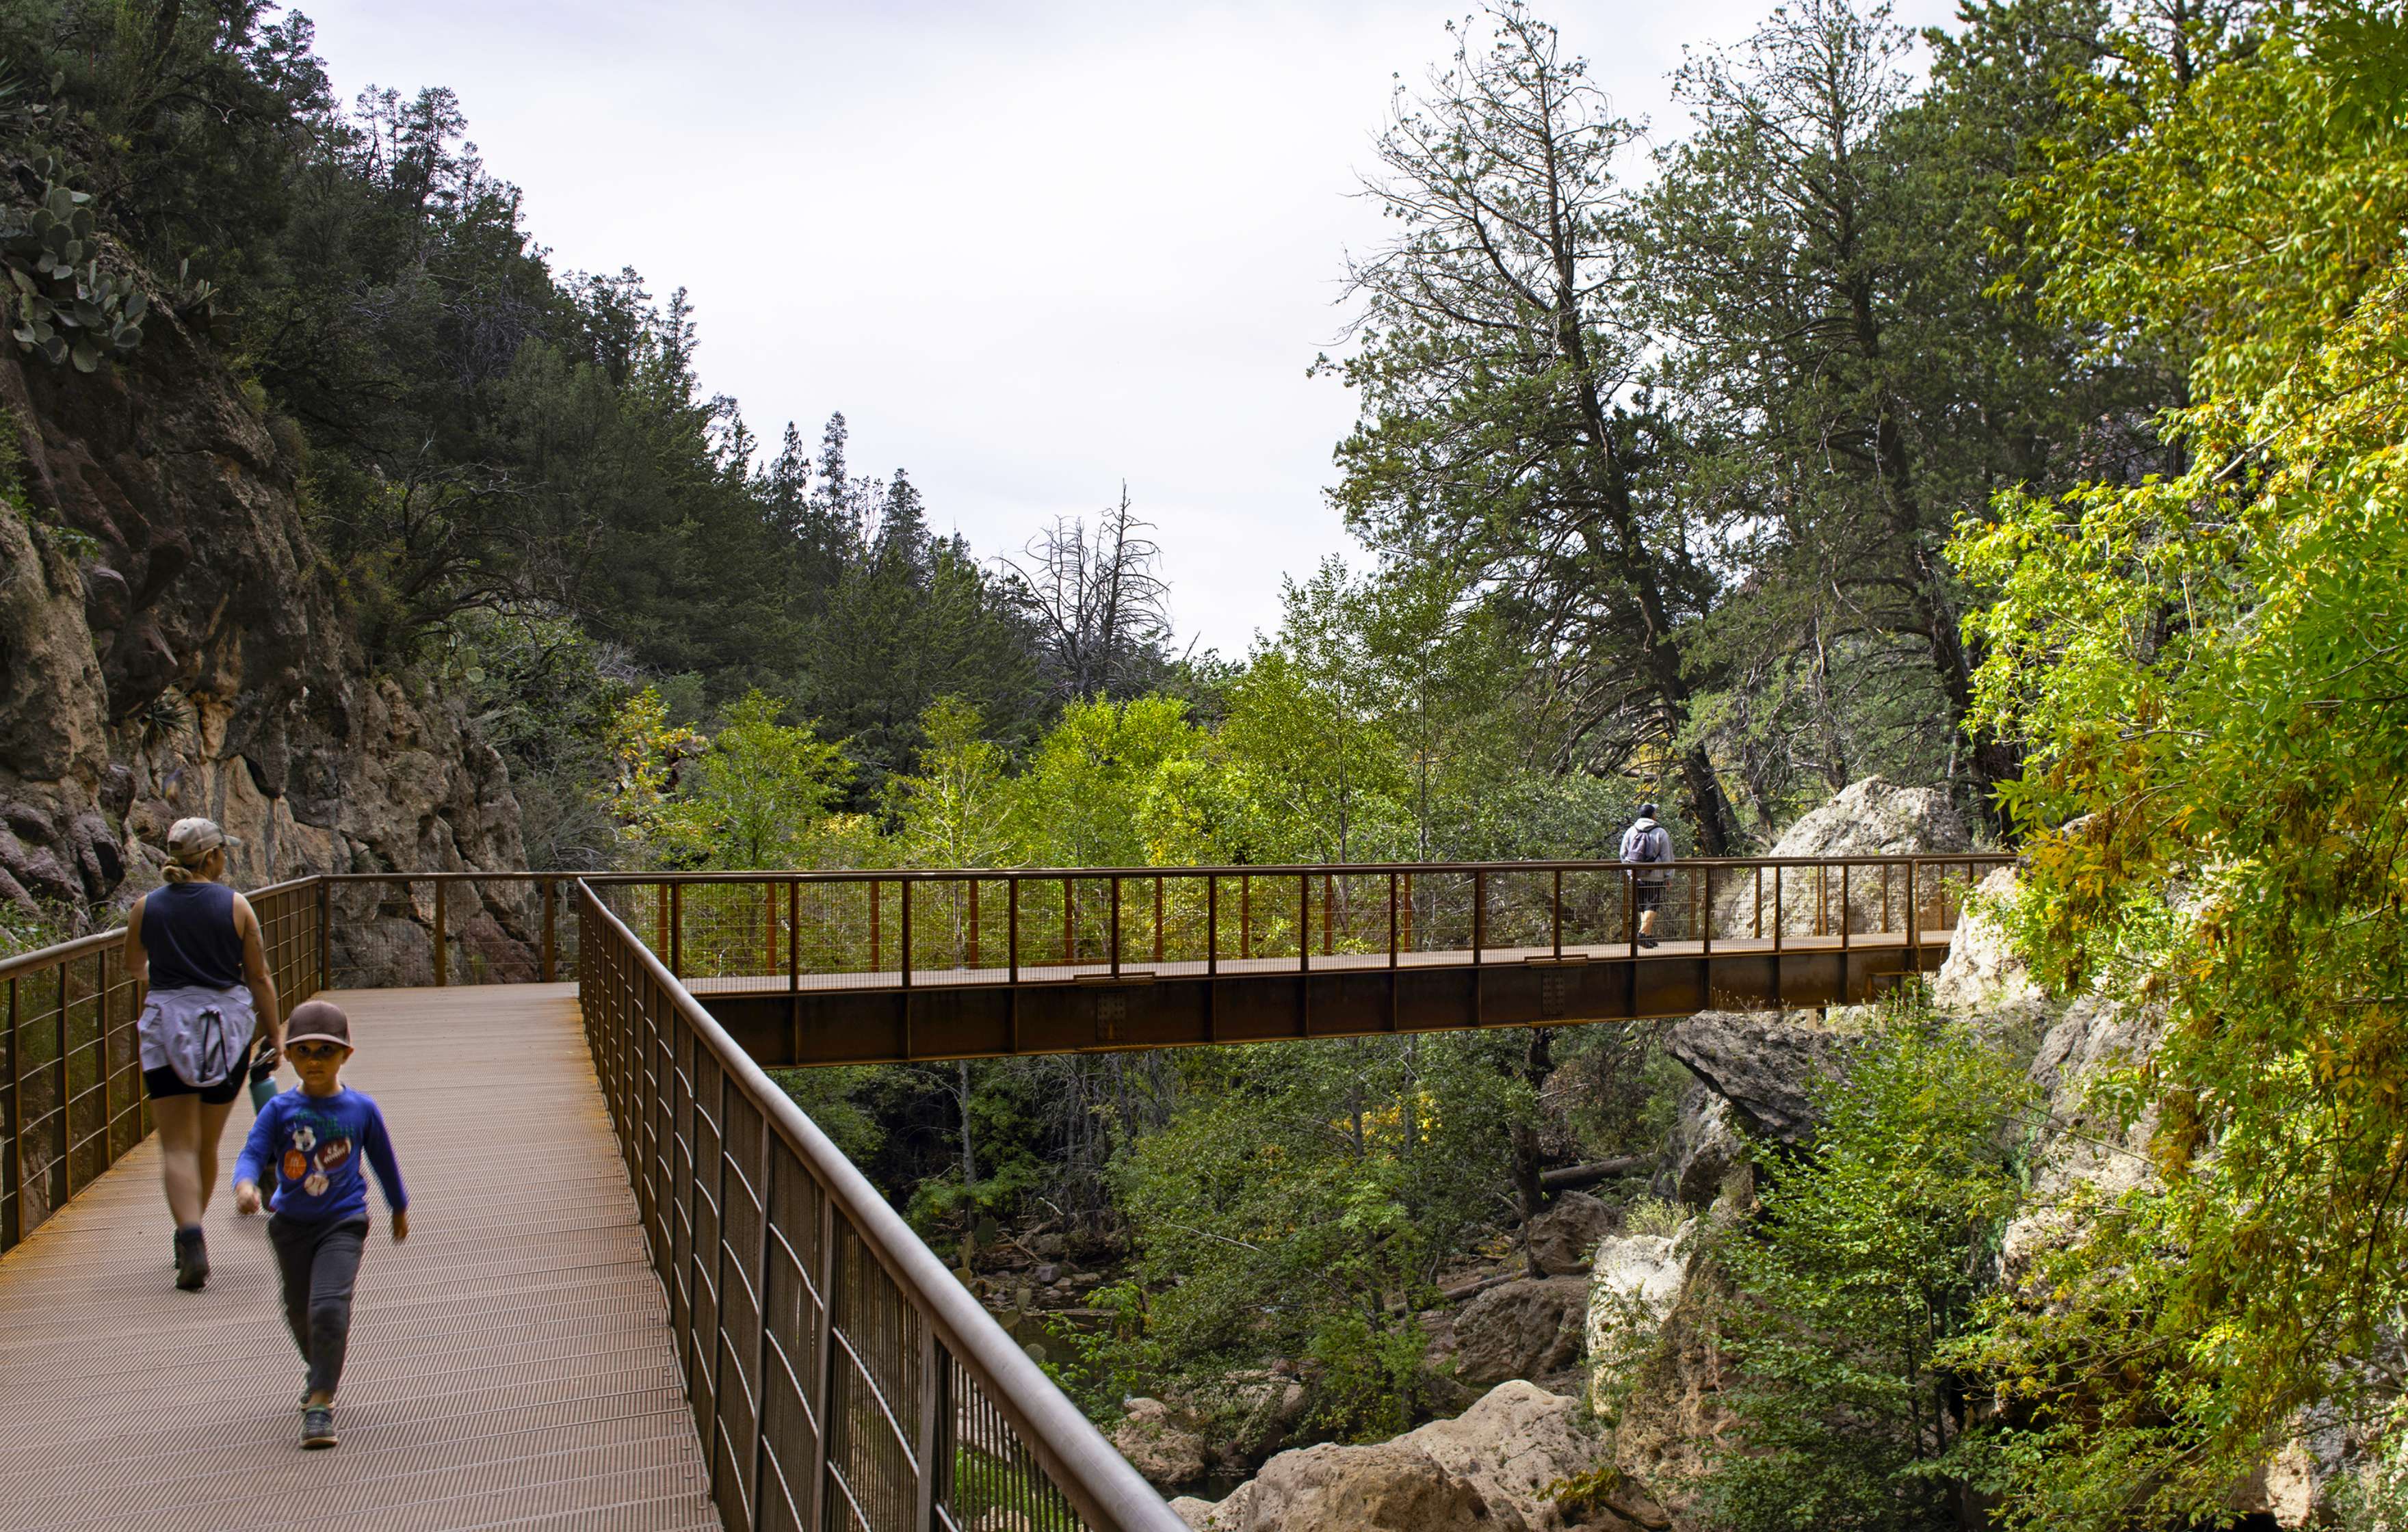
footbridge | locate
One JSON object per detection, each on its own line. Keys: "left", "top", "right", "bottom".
{"left": 0, "top": 853, "right": 2003, "bottom": 1531}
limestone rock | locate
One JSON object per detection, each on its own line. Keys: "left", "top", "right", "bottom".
{"left": 1650, "top": 1083, "right": 1742, "bottom": 1211}
{"left": 1660, "top": 1011, "right": 1851, "bottom": 1145}
{"left": 1714, "top": 776, "right": 1972, "bottom": 940}
{"left": 1449, "top": 1277, "right": 1589, "bottom": 1387}
{"left": 1179, "top": 1382, "right": 1648, "bottom": 1532}
{"left": 1188, "top": 1438, "right": 1507, "bottom": 1531}
{"left": 1526, "top": 1191, "right": 1613, "bottom": 1276}
{"left": 0, "top": 220, "right": 525, "bottom": 947}
{"left": 1112, "top": 1397, "right": 1208, "bottom": 1491}
{"left": 1585, "top": 1227, "right": 1694, "bottom": 1441}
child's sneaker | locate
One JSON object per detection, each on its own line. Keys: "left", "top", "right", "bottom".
{"left": 300, "top": 1404, "right": 337, "bottom": 1449}
{"left": 172, "top": 1226, "right": 208, "bottom": 1291}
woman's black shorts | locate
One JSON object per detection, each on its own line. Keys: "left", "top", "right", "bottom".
{"left": 143, "top": 1066, "right": 243, "bottom": 1106}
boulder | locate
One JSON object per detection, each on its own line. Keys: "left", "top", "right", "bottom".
{"left": 1714, "top": 776, "right": 1972, "bottom": 940}
{"left": 1526, "top": 1190, "right": 1613, "bottom": 1276}
{"left": 1448, "top": 1277, "right": 1588, "bottom": 1387}
{"left": 1660, "top": 1011, "right": 1851, "bottom": 1145}
{"left": 1650, "top": 1083, "right": 1743, "bottom": 1211}
{"left": 1179, "top": 1369, "right": 1307, "bottom": 1471}
{"left": 1174, "top": 1439, "right": 1506, "bottom": 1531}
{"left": 1586, "top": 1229, "right": 1690, "bottom": 1395}
{"left": 1112, "top": 1397, "right": 1208, "bottom": 1491}
{"left": 1179, "top": 1382, "right": 1653, "bottom": 1532}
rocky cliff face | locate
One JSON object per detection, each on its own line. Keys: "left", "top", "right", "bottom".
{"left": 0, "top": 272, "right": 521, "bottom": 931}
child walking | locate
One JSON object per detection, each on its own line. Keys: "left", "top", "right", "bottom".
{"left": 232, "top": 999, "right": 410, "bottom": 1449}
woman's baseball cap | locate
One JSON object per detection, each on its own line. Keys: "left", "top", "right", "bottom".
{"left": 284, "top": 999, "right": 354, "bottom": 1051}
{"left": 165, "top": 817, "right": 240, "bottom": 867}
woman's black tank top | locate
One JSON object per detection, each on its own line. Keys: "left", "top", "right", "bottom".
{"left": 144, "top": 882, "right": 245, "bottom": 991}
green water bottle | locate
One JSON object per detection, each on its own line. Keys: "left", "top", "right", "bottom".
{"left": 246, "top": 1038, "right": 280, "bottom": 1112}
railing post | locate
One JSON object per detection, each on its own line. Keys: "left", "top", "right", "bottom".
{"left": 1389, "top": 871, "right": 1399, "bottom": 969}
{"left": 1153, "top": 876, "right": 1164, "bottom": 964}
{"left": 1008, "top": 876, "right": 1019, "bottom": 985}
{"left": 1240, "top": 875, "right": 1251, "bottom": 961}
{"left": 789, "top": 878, "right": 801, "bottom": 995}
{"left": 1753, "top": 865, "right": 1763, "bottom": 942}
{"left": 1908, "top": 861, "right": 1922, "bottom": 970}
{"left": 765, "top": 881, "right": 778, "bottom": 976}
{"left": 1110, "top": 876, "right": 1121, "bottom": 977}
{"left": 56, "top": 970, "right": 71, "bottom": 1206}
{"left": 913, "top": 1319, "right": 941, "bottom": 1529}
{"left": 1841, "top": 864, "right": 1852, "bottom": 955}
{"left": 1624, "top": 869, "right": 1636, "bottom": 957}
{"left": 1063, "top": 877, "right": 1075, "bottom": 966}
{"left": 1207, "top": 875, "right": 1218, "bottom": 977}
{"left": 543, "top": 878, "right": 558, "bottom": 984}
{"left": 432, "top": 880, "right": 447, "bottom": 988}
{"left": 1472, "top": 871, "right": 1486, "bottom": 964}
{"left": 1403, "top": 872, "right": 1414, "bottom": 952}
{"left": 1322, "top": 874, "right": 1335, "bottom": 957}
{"left": 1298, "top": 873, "right": 1310, "bottom": 974}
{"left": 1552, "top": 869, "right": 1562, "bottom": 960}
{"left": 869, "top": 880, "right": 881, "bottom": 975}
{"left": 968, "top": 879, "right": 982, "bottom": 970}
{"left": 900, "top": 878, "right": 913, "bottom": 989}
{"left": 1699, "top": 865, "right": 1712, "bottom": 956}
{"left": 670, "top": 879, "right": 684, "bottom": 981}
{"left": 805, "top": 1195, "right": 837, "bottom": 1532}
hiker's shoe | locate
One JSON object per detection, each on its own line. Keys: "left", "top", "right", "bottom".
{"left": 1637, "top": 937, "right": 1660, "bottom": 949}
{"left": 172, "top": 1226, "right": 209, "bottom": 1291}
{"left": 301, "top": 1405, "right": 337, "bottom": 1449}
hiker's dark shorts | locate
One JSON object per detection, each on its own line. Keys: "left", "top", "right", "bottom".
{"left": 1635, "top": 882, "right": 1667, "bottom": 914}
{"left": 143, "top": 1066, "right": 244, "bottom": 1105}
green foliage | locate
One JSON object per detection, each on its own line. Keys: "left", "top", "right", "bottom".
{"left": 1100, "top": 1033, "right": 1529, "bottom": 1436}
{"left": 1944, "top": 3, "right": 2408, "bottom": 1522}
{"left": 1697, "top": 1011, "right": 2031, "bottom": 1532}
{"left": 604, "top": 688, "right": 852, "bottom": 871}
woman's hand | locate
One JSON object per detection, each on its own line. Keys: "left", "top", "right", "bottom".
{"left": 233, "top": 1181, "right": 262, "bottom": 1216}
{"left": 391, "top": 1209, "right": 410, "bottom": 1244}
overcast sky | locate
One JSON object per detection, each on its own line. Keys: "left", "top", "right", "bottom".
{"left": 298, "top": 0, "right": 1956, "bottom": 658}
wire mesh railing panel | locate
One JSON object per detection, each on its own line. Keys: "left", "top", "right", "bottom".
{"left": 0, "top": 879, "right": 321, "bottom": 1259}
{"left": 939, "top": 1348, "right": 1089, "bottom": 1531}
{"left": 688, "top": 1047, "right": 729, "bottom": 1475}
{"left": 760, "top": 1135, "right": 828, "bottom": 1532}
{"left": 825, "top": 1217, "right": 926, "bottom": 1530}
{"left": 571, "top": 882, "right": 1176, "bottom": 1529}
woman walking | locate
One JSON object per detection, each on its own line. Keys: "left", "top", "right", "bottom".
{"left": 125, "top": 818, "right": 283, "bottom": 1290}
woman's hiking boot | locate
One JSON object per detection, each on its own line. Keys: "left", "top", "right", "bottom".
{"left": 172, "top": 1225, "right": 208, "bottom": 1291}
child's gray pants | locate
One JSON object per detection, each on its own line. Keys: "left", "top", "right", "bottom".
{"left": 267, "top": 1215, "right": 368, "bottom": 1398}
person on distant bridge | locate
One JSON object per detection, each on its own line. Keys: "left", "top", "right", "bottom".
{"left": 1620, "top": 803, "right": 1675, "bottom": 950}
{"left": 233, "top": 999, "right": 410, "bottom": 1451}
{"left": 124, "top": 817, "right": 284, "bottom": 1291}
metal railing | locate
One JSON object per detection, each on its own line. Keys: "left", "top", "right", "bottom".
{"left": 573, "top": 854, "right": 2013, "bottom": 995}
{"left": 0, "top": 877, "right": 324, "bottom": 1257}
{"left": 577, "top": 882, "right": 1183, "bottom": 1532}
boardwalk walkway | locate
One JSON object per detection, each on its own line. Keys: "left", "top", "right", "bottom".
{"left": 0, "top": 984, "right": 717, "bottom": 1532}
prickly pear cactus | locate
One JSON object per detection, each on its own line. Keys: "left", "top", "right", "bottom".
{"left": 0, "top": 166, "right": 151, "bottom": 372}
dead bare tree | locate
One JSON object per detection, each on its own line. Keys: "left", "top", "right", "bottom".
{"left": 998, "top": 486, "right": 1174, "bottom": 704}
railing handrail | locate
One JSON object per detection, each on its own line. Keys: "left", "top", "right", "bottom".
{"left": 312, "top": 851, "right": 2015, "bottom": 887}
{"left": 0, "top": 873, "right": 324, "bottom": 981}
{"left": 575, "top": 880, "right": 1186, "bottom": 1531}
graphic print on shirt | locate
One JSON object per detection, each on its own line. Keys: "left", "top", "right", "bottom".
{"left": 285, "top": 1113, "right": 351, "bottom": 1200}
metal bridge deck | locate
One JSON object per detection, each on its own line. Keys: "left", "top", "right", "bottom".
{"left": 0, "top": 984, "right": 718, "bottom": 1532}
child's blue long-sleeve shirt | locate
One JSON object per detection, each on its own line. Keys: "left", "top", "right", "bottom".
{"left": 233, "top": 1087, "right": 407, "bottom": 1223}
